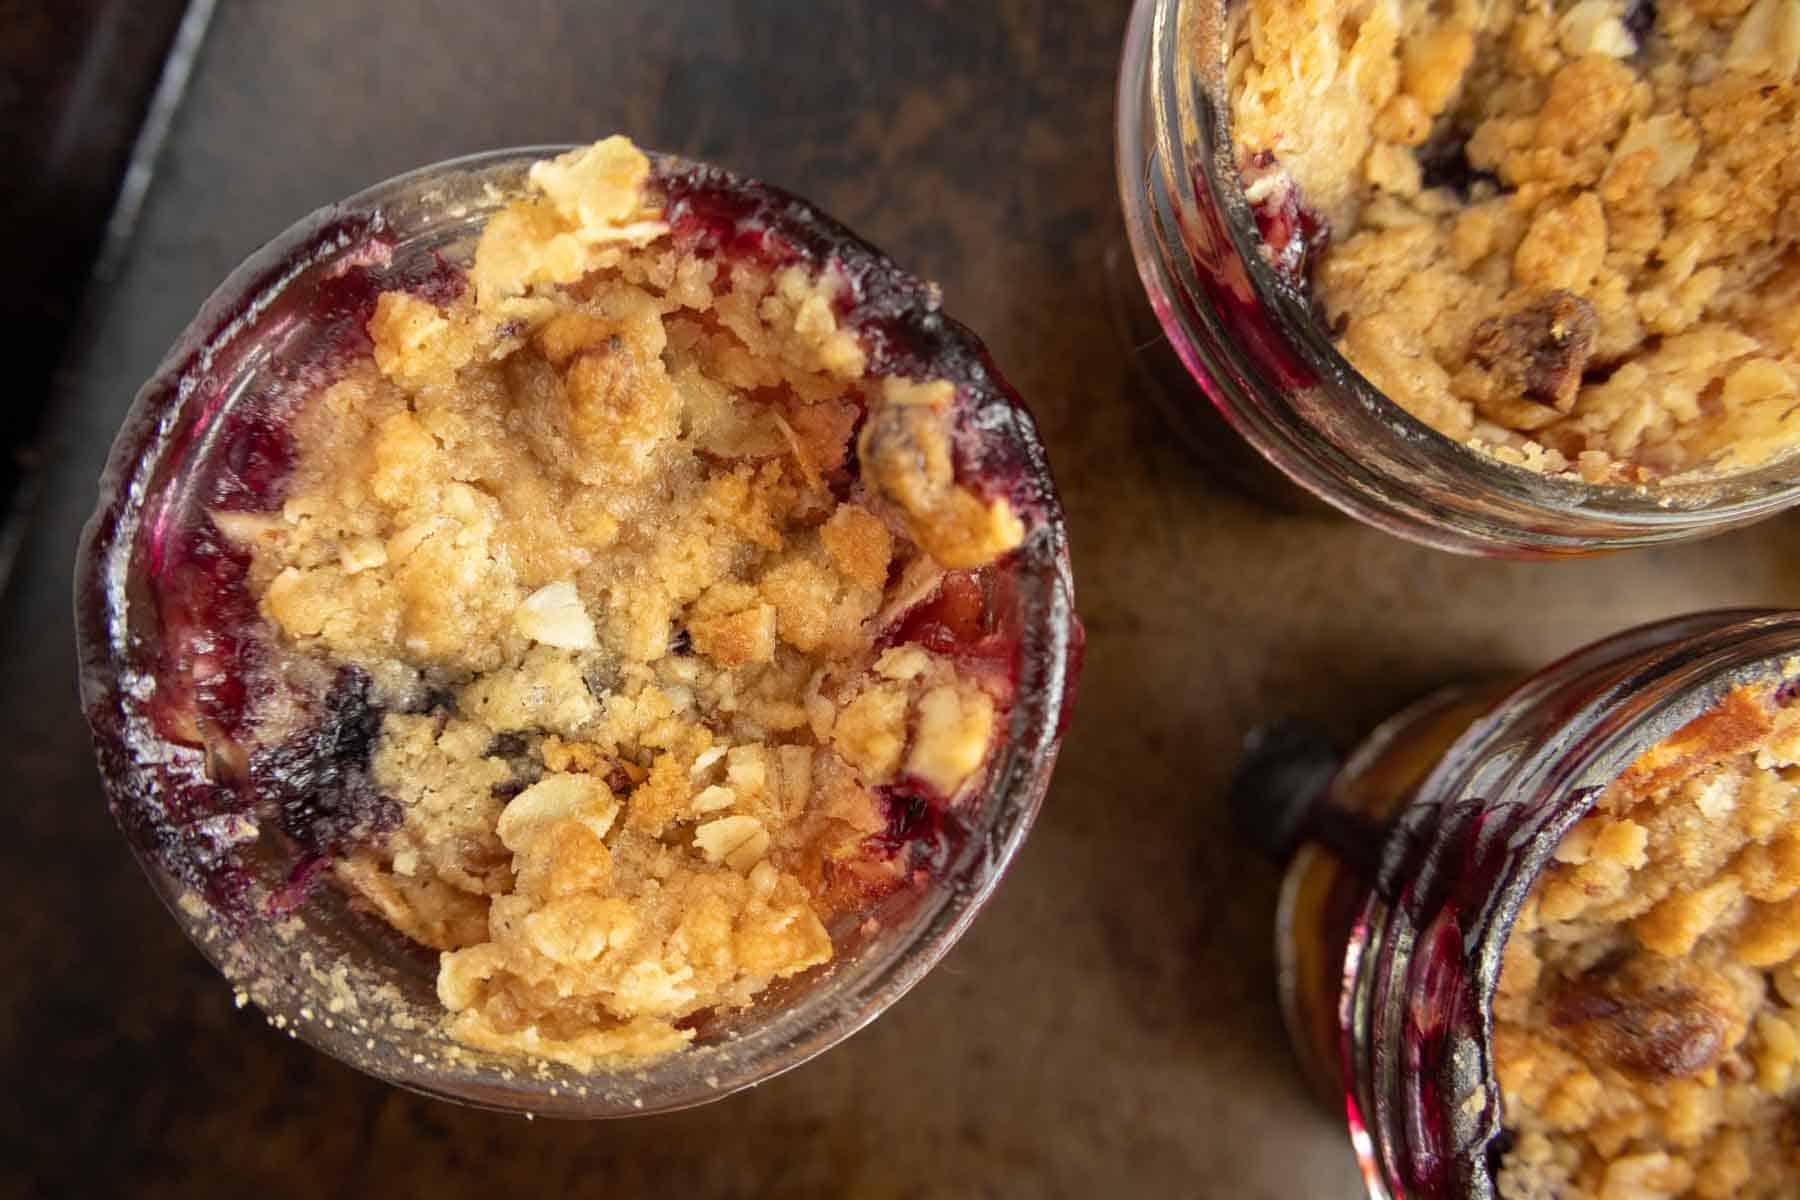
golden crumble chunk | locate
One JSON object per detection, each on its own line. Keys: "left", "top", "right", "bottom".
{"left": 1227, "top": 0, "right": 1800, "bottom": 483}
{"left": 227, "top": 139, "right": 1019, "bottom": 1070}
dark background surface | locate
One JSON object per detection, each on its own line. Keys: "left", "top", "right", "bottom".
{"left": 0, "top": 0, "right": 190, "bottom": 579}
{"left": 9, "top": 2, "right": 1800, "bottom": 1196}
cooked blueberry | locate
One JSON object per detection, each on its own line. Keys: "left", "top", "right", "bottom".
{"left": 249, "top": 666, "right": 398, "bottom": 854}
{"left": 486, "top": 731, "right": 530, "bottom": 759}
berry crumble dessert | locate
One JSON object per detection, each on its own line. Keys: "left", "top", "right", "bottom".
{"left": 1226, "top": 0, "right": 1800, "bottom": 483}
{"left": 1492, "top": 674, "right": 1800, "bottom": 1198}
{"left": 83, "top": 137, "right": 1075, "bottom": 1073}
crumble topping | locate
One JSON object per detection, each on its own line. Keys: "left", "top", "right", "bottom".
{"left": 1493, "top": 673, "right": 1800, "bottom": 1198}
{"left": 1227, "top": 0, "right": 1800, "bottom": 482}
{"left": 224, "top": 138, "right": 1021, "bottom": 1068}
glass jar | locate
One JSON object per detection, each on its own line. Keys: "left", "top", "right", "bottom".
{"left": 75, "top": 147, "right": 1081, "bottom": 1117}
{"left": 1115, "top": 0, "right": 1800, "bottom": 556}
{"left": 1239, "top": 610, "right": 1800, "bottom": 1196}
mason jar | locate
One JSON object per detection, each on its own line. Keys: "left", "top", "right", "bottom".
{"left": 75, "top": 146, "right": 1081, "bottom": 1117}
{"left": 1238, "top": 610, "right": 1800, "bottom": 1195}
{"left": 1116, "top": 0, "right": 1800, "bottom": 556}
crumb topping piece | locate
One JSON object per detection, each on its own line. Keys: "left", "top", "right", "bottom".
{"left": 1493, "top": 673, "right": 1800, "bottom": 1199}
{"left": 1228, "top": 0, "right": 1800, "bottom": 482}
{"left": 232, "top": 139, "right": 1017, "bottom": 1069}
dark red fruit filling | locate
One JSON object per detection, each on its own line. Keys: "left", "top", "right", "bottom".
{"left": 870, "top": 778, "right": 962, "bottom": 870}
{"left": 214, "top": 417, "right": 295, "bottom": 515}
{"left": 89, "top": 223, "right": 421, "bottom": 918}
{"left": 857, "top": 568, "right": 1028, "bottom": 874}
{"left": 148, "top": 526, "right": 261, "bottom": 748}
{"left": 1239, "top": 151, "right": 1331, "bottom": 285}
{"left": 889, "top": 570, "right": 1016, "bottom": 664}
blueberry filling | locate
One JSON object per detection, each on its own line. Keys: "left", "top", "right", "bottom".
{"left": 249, "top": 667, "right": 399, "bottom": 857}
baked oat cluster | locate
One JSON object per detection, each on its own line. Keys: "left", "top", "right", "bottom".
{"left": 1227, "top": 0, "right": 1800, "bottom": 482}
{"left": 1492, "top": 677, "right": 1800, "bottom": 1198}
{"left": 220, "top": 138, "right": 1024, "bottom": 1068}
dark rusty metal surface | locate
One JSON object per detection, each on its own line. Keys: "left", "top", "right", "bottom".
{"left": 0, "top": 0, "right": 196, "bottom": 582}
{"left": 9, "top": 2, "right": 1800, "bottom": 1195}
